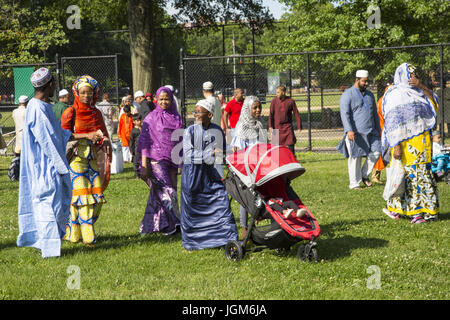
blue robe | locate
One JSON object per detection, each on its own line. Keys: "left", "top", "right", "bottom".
{"left": 180, "top": 123, "right": 238, "bottom": 250}
{"left": 336, "top": 86, "right": 381, "bottom": 158}
{"left": 17, "top": 98, "right": 73, "bottom": 258}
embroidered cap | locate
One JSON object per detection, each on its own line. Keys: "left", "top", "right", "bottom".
{"left": 30, "top": 67, "right": 53, "bottom": 88}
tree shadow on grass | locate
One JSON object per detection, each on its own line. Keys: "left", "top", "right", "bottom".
{"left": 61, "top": 231, "right": 182, "bottom": 257}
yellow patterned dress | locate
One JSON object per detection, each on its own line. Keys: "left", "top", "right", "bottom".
{"left": 386, "top": 103, "right": 439, "bottom": 219}
{"left": 63, "top": 139, "right": 106, "bottom": 245}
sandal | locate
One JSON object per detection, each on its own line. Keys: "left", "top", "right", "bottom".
{"left": 411, "top": 215, "right": 427, "bottom": 224}
{"left": 362, "top": 178, "right": 372, "bottom": 187}
{"left": 382, "top": 208, "right": 399, "bottom": 220}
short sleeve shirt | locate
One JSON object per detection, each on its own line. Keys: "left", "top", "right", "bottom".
{"left": 224, "top": 98, "right": 244, "bottom": 128}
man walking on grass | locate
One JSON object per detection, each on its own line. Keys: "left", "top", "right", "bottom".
{"left": 337, "top": 70, "right": 381, "bottom": 190}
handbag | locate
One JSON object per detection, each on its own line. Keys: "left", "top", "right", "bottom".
{"left": 383, "top": 158, "right": 405, "bottom": 201}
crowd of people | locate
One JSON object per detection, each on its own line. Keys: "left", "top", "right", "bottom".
{"left": 12, "top": 62, "right": 447, "bottom": 258}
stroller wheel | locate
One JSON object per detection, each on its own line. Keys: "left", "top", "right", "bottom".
{"left": 297, "top": 244, "right": 318, "bottom": 262}
{"left": 225, "top": 240, "right": 245, "bottom": 262}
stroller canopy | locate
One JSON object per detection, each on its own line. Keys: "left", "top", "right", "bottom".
{"left": 226, "top": 143, "right": 305, "bottom": 188}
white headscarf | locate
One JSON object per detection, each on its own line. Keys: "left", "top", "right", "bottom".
{"left": 234, "top": 96, "right": 267, "bottom": 142}
{"left": 381, "top": 63, "right": 437, "bottom": 148}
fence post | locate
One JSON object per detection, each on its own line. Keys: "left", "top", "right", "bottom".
{"left": 439, "top": 44, "right": 445, "bottom": 144}
{"left": 306, "top": 53, "right": 312, "bottom": 151}
{"left": 61, "top": 58, "right": 66, "bottom": 90}
{"left": 115, "top": 53, "right": 119, "bottom": 106}
{"left": 179, "top": 48, "right": 186, "bottom": 128}
{"left": 55, "top": 53, "right": 61, "bottom": 94}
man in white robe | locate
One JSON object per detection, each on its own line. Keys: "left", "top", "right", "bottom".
{"left": 17, "top": 68, "right": 73, "bottom": 258}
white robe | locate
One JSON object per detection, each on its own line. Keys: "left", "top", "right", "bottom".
{"left": 17, "top": 98, "right": 72, "bottom": 258}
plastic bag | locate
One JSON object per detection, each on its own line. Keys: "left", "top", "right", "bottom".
{"left": 383, "top": 159, "right": 405, "bottom": 201}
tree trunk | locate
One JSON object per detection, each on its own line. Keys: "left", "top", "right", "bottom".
{"left": 127, "top": 0, "right": 157, "bottom": 94}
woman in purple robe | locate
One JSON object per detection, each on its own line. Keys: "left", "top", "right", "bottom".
{"left": 137, "top": 86, "right": 183, "bottom": 235}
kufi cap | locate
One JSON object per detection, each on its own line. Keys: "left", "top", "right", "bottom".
{"left": 202, "top": 81, "right": 214, "bottom": 90}
{"left": 18, "top": 95, "right": 29, "bottom": 104}
{"left": 196, "top": 99, "right": 214, "bottom": 114}
{"left": 356, "top": 70, "right": 369, "bottom": 78}
{"left": 164, "top": 85, "right": 174, "bottom": 92}
{"left": 432, "top": 130, "right": 441, "bottom": 136}
{"left": 59, "top": 89, "right": 69, "bottom": 97}
{"left": 30, "top": 67, "right": 52, "bottom": 88}
{"left": 134, "top": 90, "right": 144, "bottom": 98}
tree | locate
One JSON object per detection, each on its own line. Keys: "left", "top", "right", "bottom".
{"left": 259, "top": 0, "right": 449, "bottom": 94}
{"left": 127, "top": 0, "right": 273, "bottom": 93}
{"left": 0, "top": 0, "right": 68, "bottom": 64}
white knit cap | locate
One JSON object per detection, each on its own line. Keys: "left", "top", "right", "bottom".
{"left": 30, "top": 67, "right": 52, "bottom": 88}
{"left": 202, "top": 81, "right": 214, "bottom": 90}
{"left": 18, "top": 95, "right": 29, "bottom": 104}
{"left": 196, "top": 99, "right": 214, "bottom": 114}
{"left": 134, "top": 90, "right": 144, "bottom": 98}
{"left": 59, "top": 89, "right": 69, "bottom": 97}
{"left": 356, "top": 70, "right": 369, "bottom": 78}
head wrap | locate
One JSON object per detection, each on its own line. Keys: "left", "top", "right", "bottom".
{"left": 61, "top": 75, "right": 105, "bottom": 136}
{"left": 234, "top": 95, "right": 267, "bottom": 142}
{"left": 381, "top": 63, "right": 437, "bottom": 148}
{"left": 72, "top": 75, "right": 100, "bottom": 106}
{"left": 30, "top": 67, "right": 53, "bottom": 88}
{"left": 196, "top": 99, "right": 214, "bottom": 114}
{"left": 137, "top": 86, "right": 182, "bottom": 163}
{"left": 164, "top": 85, "right": 174, "bottom": 92}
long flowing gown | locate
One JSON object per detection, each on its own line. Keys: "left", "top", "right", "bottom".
{"left": 181, "top": 123, "right": 238, "bottom": 250}
{"left": 17, "top": 98, "right": 72, "bottom": 258}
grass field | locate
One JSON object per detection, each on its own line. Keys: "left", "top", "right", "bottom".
{"left": 0, "top": 153, "right": 449, "bottom": 300}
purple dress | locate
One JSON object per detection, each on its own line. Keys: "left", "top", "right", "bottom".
{"left": 137, "top": 87, "right": 183, "bottom": 235}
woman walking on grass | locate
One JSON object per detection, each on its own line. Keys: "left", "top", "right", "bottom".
{"left": 137, "top": 86, "right": 182, "bottom": 235}
{"left": 382, "top": 63, "right": 439, "bottom": 224}
{"left": 230, "top": 95, "right": 267, "bottom": 239}
{"left": 61, "top": 75, "right": 112, "bottom": 246}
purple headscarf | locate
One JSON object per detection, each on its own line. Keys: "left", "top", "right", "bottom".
{"left": 137, "top": 86, "right": 182, "bottom": 163}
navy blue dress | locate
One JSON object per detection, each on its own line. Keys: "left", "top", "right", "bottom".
{"left": 180, "top": 123, "right": 238, "bottom": 250}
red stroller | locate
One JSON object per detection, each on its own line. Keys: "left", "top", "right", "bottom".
{"left": 224, "top": 143, "right": 321, "bottom": 262}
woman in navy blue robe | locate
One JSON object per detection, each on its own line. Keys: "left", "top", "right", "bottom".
{"left": 180, "top": 99, "right": 238, "bottom": 251}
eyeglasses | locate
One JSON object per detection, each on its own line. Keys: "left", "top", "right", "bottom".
{"left": 192, "top": 111, "right": 210, "bottom": 115}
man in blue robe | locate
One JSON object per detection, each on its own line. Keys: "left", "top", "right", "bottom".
{"left": 17, "top": 68, "right": 73, "bottom": 258}
{"left": 337, "top": 70, "right": 381, "bottom": 190}
{"left": 180, "top": 99, "right": 238, "bottom": 251}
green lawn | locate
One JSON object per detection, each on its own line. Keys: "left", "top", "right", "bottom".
{"left": 0, "top": 153, "right": 448, "bottom": 300}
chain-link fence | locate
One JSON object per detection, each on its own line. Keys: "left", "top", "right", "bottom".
{"left": 180, "top": 43, "right": 449, "bottom": 151}
{"left": 0, "top": 55, "right": 120, "bottom": 155}
{"left": 0, "top": 62, "right": 58, "bottom": 155}
{"left": 61, "top": 55, "right": 120, "bottom": 106}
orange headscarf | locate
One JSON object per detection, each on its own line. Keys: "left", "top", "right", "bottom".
{"left": 61, "top": 75, "right": 108, "bottom": 138}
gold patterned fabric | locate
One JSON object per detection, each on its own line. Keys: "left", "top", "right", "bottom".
{"left": 64, "top": 139, "right": 106, "bottom": 245}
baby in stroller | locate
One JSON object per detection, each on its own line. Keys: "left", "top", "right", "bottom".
{"left": 431, "top": 131, "right": 450, "bottom": 183}
{"left": 267, "top": 198, "right": 308, "bottom": 219}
